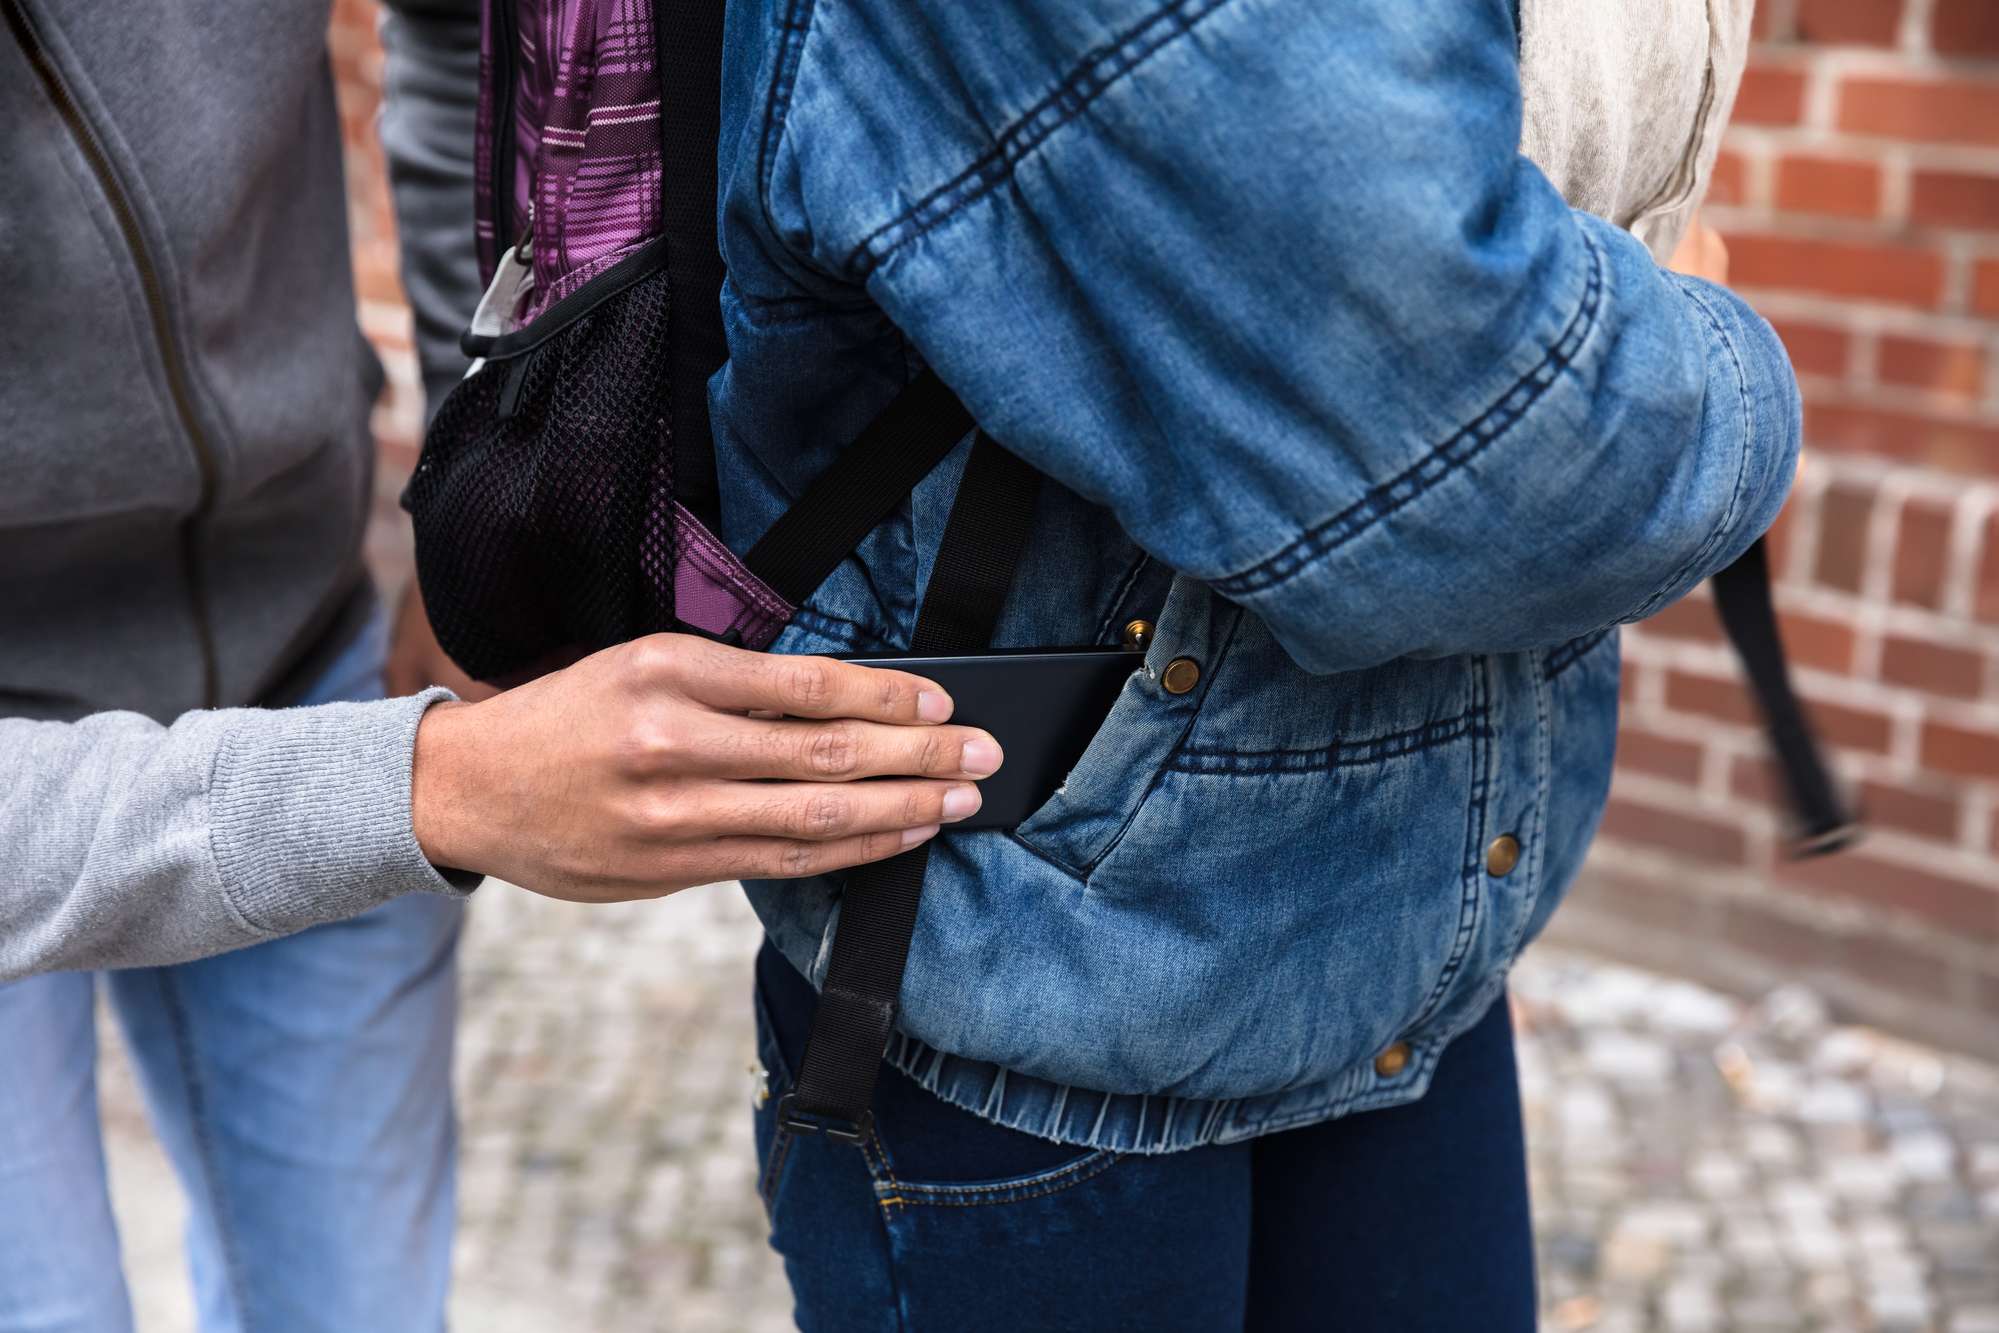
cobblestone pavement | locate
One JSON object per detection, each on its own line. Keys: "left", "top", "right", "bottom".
{"left": 101, "top": 885, "right": 1998, "bottom": 1332}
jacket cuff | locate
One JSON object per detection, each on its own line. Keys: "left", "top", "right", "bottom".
{"left": 207, "top": 688, "right": 480, "bottom": 938}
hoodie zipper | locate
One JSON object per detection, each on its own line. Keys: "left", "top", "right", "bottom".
{"left": 4, "top": 0, "right": 221, "bottom": 708}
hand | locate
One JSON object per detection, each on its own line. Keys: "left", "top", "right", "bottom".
{"left": 410, "top": 633, "right": 1001, "bottom": 901}
{"left": 387, "top": 579, "right": 497, "bottom": 702}
{"left": 1668, "top": 210, "right": 1729, "bottom": 285}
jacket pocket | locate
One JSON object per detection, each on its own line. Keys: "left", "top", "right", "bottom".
{"left": 1011, "top": 577, "right": 1242, "bottom": 877}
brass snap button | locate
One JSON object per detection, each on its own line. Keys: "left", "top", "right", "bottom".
{"left": 1373, "top": 1042, "right": 1411, "bottom": 1079}
{"left": 1485, "top": 833, "right": 1521, "bottom": 878}
{"left": 1160, "top": 657, "right": 1201, "bottom": 695}
{"left": 1121, "top": 619, "right": 1156, "bottom": 651}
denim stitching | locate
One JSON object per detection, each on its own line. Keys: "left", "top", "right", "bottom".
{"left": 1495, "top": 650, "right": 1556, "bottom": 968}
{"left": 1090, "top": 552, "right": 1156, "bottom": 645}
{"left": 1212, "top": 234, "right": 1606, "bottom": 598}
{"left": 874, "top": 1150, "right": 1119, "bottom": 1210}
{"left": 150, "top": 969, "right": 254, "bottom": 1326}
{"left": 755, "top": 0, "right": 818, "bottom": 239}
{"left": 1166, "top": 706, "right": 1488, "bottom": 776}
{"left": 1543, "top": 627, "right": 1613, "bottom": 681}
{"left": 1407, "top": 657, "right": 1491, "bottom": 1030}
{"left": 1625, "top": 278, "right": 1759, "bottom": 624}
{"left": 1076, "top": 603, "right": 1246, "bottom": 876}
{"left": 846, "top": 0, "right": 1237, "bottom": 277}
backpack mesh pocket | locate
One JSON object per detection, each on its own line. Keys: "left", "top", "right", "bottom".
{"left": 404, "top": 252, "right": 675, "bottom": 685}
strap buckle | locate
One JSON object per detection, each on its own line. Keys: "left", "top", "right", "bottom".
{"left": 1789, "top": 819, "right": 1864, "bottom": 859}
{"left": 775, "top": 1092, "right": 874, "bottom": 1146}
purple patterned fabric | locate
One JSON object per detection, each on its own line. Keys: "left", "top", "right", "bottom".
{"left": 670, "top": 504, "right": 794, "bottom": 649}
{"left": 474, "top": 0, "right": 667, "bottom": 320}
{"left": 471, "top": 0, "right": 794, "bottom": 647}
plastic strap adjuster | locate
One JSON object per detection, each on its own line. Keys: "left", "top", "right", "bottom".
{"left": 775, "top": 1092, "right": 873, "bottom": 1146}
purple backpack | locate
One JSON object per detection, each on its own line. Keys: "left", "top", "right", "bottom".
{"left": 406, "top": 0, "right": 799, "bottom": 685}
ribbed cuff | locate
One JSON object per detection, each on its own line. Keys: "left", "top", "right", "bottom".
{"left": 208, "top": 688, "right": 480, "bottom": 937}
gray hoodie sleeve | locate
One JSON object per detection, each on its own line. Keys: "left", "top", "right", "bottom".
{"left": 0, "top": 691, "right": 472, "bottom": 980}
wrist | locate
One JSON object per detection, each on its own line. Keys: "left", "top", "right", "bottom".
{"left": 411, "top": 699, "right": 483, "bottom": 874}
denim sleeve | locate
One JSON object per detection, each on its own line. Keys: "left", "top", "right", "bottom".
{"left": 769, "top": 0, "right": 1800, "bottom": 674}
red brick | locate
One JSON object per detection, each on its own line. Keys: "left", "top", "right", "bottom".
{"left": 1766, "top": 496, "right": 1804, "bottom": 582}
{"left": 1599, "top": 796, "right": 1751, "bottom": 865}
{"left": 1980, "top": 510, "right": 1999, "bottom": 625}
{"left": 1909, "top": 170, "right": 1999, "bottom": 231}
{"left": 1615, "top": 726, "right": 1707, "bottom": 785}
{"left": 1838, "top": 75, "right": 1999, "bottom": 148}
{"left": 1893, "top": 497, "right": 1956, "bottom": 608}
{"left": 1776, "top": 850, "right": 1999, "bottom": 937}
{"left": 1932, "top": 0, "right": 1999, "bottom": 58}
{"left": 1806, "top": 400, "right": 1999, "bottom": 474}
{"left": 1814, "top": 480, "right": 1878, "bottom": 593}
{"left": 1845, "top": 931, "right": 1962, "bottom": 1003}
{"left": 1770, "top": 319, "right": 1851, "bottom": 379}
{"left": 1709, "top": 149, "right": 1749, "bottom": 208}
{"left": 1719, "top": 896, "right": 1844, "bottom": 971}
{"left": 1664, "top": 671, "right": 1893, "bottom": 752}
{"left": 1921, "top": 718, "right": 1999, "bottom": 780}
{"left": 1797, "top": 0, "right": 1902, "bottom": 45}
{"left": 1639, "top": 594, "right": 1723, "bottom": 642}
{"left": 1725, "top": 232, "right": 1945, "bottom": 306}
{"left": 1811, "top": 697, "right": 1898, "bottom": 753}
{"left": 1732, "top": 755, "right": 1786, "bottom": 807}
{"left": 1779, "top": 609, "right": 1859, "bottom": 674}
{"left": 1777, "top": 155, "right": 1884, "bottom": 219}
{"left": 1877, "top": 334, "right": 1987, "bottom": 399}
{"left": 1880, "top": 634, "right": 1986, "bottom": 698}
{"left": 1735, "top": 64, "right": 1810, "bottom": 125}
{"left": 1975, "top": 260, "right": 1999, "bottom": 318}
{"left": 1857, "top": 776, "right": 1963, "bottom": 842}
{"left": 1666, "top": 669, "right": 1761, "bottom": 727}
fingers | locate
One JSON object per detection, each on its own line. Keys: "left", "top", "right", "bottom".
{"left": 698, "top": 824, "right": 943, "bottom": 883}
{"left": 683, "top": 779, "right": 982, "bottom": 841}
{"left": 636, "top": 635, "right": 953, "bottom": 725}
{"left": 682, "top": 714, "right": 1003, "bottom": 782}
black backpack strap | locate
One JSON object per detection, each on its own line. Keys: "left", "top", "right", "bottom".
{"left": 1710, "top": 537, "right": 1861, "bottom": 856}
{"left": 653, "top": 0, "right": 728, "bottom": 527}
{"left": 742, "top": 370, "right": 976, "bottom": 607}
{"left": 777, "top": 433, "right": 1043, "bottom": 1143}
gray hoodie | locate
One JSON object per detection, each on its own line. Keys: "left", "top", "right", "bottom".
{"left": 0, "top": 0, "right": 484, "bottom": 977}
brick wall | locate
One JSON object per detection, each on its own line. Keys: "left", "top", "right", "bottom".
{"left": 330, "top": 0, "right": 425, "bottom": 592}
{"left": 325, "top": 0, "right": 1999, "bottom": 1052}
{"left": 1552, "top": 0, "right": 1999, "bottom": 1057}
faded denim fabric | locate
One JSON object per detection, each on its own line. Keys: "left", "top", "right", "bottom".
{"left": 717, "top": 0, "right": 1800, "bottom": 1149}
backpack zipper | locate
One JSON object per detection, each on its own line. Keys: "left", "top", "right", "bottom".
{"left": 4, "top": 0, "right": 221, "bottom": 708}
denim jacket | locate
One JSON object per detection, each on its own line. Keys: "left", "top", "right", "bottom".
{"left": 717, "top": 0, "right": 1798, "bottom": 1150}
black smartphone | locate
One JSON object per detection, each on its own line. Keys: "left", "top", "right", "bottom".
{"left": 843, "top": 648, "right": 1147, "bottom": 830}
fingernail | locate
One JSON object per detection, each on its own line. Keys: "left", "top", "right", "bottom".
{"left": 901, "top": 823, "right": 942, "bottom": 847}
{"left": 941, "top": 785, "right": 981, "bottom": 820}
{"left": 917, "top": 690, "right": 953, "bottom": 723}
{"left": 961, "top": 737, "right": 1003, "bottom": 778}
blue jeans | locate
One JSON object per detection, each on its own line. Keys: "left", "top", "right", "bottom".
{"left": 0, "top": 615, "right": 464, "bottom": 1333}
{"left": 753, "top": 943, "right": 1534, "bottom": 1331}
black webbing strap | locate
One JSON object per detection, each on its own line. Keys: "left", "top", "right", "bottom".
{"left": 653, "top": 0, "right": 728, "bottom": 527}
{"left": 742, "top": 370, "right": 976, "bottom": 607}
{"left": 777, "top": 433, "right": 1043, "bottom": 1142}
{"left": 1710, "top": 537, "right": 1861, "bottom": 856}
